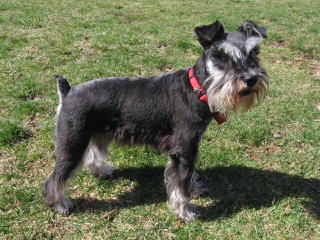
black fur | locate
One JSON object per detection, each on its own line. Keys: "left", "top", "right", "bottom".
{"left": 43, "top": 20, "right": 268, "bottom": 221}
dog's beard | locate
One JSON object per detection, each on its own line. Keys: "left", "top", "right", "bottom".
{"left": 205, "top": 72, "right": 268, "bottom": 113}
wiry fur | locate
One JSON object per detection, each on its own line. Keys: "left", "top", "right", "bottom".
{"left": 42, "top": 20, "right": 268, "bottom": 221}
{"left": 205, "top": 68, "right": 268, "bottom": 113}
{"left": 202, "top": 28, "right": 268, "bottom": 113}
{"left": 245, "top": 37, "right": 263, "bottom": 53}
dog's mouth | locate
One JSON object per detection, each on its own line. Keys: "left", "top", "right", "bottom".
{"left": 239, "top": 89, "right": 251, "bottom": 97}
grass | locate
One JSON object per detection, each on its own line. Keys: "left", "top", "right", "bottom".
{"left": 0, "top": 0, "right": 319, "bottom": 239}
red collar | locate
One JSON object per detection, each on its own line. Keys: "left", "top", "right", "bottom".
{"left": 188, "top": 68, "right": 227, "bottom": 124}
{"left": 188, "top": 68, "right": 207, "bottom": 102}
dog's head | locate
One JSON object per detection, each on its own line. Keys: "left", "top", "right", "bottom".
{"left": 194, "top": 20, "right": 268, "bottom": 113}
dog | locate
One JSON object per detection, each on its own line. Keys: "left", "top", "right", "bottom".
{"left": 42, "top": 20, "right": 268, "bottom": 221}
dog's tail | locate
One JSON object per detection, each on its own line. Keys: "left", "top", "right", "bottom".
{"left": 53, "top": 75, "right": 71, "bottom": 100}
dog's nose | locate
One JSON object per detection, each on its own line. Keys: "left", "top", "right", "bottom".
{"left": 245, "top": 76, "right": 258, "bottom": 87}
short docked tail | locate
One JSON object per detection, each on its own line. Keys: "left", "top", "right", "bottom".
{"left": 53, "top": 75, "right": 71, "bottom": 100}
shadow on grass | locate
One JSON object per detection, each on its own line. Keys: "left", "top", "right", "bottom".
{"left": 73, "top": 166, "right": 320, "bottom": 221}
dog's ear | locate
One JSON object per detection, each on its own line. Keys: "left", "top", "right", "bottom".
{"left": 194, "top": 20, "right": 225, "bottom": 49}
{"left": 238, "top": 20, "right": 267, "bottom": 38}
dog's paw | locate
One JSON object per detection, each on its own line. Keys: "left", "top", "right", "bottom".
{"left": 91, "top": 163, "right": 115, "bottom": 179}
{"left": 193, "top": 181, "right": 209, "bottom": 198}
{"left": 178, "top": 204, "right": 200, "bottom": 222}
{"left": 53, "top": 198, "right": 74, "bottom": 215}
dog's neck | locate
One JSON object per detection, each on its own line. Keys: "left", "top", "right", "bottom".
{"left": 193, "top": 52, "right": 210, "bottom": 88}
{"left": 187, "top": 65, "right": 227, "bottom": 125}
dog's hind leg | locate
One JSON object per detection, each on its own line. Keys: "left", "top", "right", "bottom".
{"left": 83, "top": 134, "right": 114, "bottom": 179}
{"left": 42, "top": 120, "right": 90, "bottom": 215}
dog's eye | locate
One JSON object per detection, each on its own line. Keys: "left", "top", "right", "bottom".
{"left": 215, "top": 51, "right": 229, "bottom": 60}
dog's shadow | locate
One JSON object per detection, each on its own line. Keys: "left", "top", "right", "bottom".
{"left": 73, "top": 166, "right": 320, "bottom": 221}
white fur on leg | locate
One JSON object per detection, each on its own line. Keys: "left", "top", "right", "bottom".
{"left": 84, "top": 138, "right": 114, "bottom": 178}
{"left": 169, "top": 187, "right": 199, "bottom": 221}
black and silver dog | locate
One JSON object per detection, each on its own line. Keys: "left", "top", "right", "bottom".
{"left": 43, "top": 20, "right": 268, "bottom": 221}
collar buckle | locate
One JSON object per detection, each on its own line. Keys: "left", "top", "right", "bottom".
{"left": 193, "top": 86, "right": 202, "bottom": 95}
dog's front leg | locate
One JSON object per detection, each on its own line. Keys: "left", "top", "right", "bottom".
{"left": 164, "top": 148, "right": 200, "bottom": 221}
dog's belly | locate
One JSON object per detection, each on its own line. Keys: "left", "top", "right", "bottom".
{"left": 99, "top": 117, "right": 172, "bottom": 150}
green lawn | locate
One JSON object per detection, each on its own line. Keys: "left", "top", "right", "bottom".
{"left": 0, "top": 0, "right": 319, "bottom": 239}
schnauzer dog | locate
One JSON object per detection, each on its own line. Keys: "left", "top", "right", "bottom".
{"left": 42, "top": 20, "right": 268, "bottom": 221}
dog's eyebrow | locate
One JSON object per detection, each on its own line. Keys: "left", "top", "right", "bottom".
{"left": 217, "top": 42, "right": 244, "bottom": 62}
{"left": 245, "top": 37, "right": 262, "bottom": 53}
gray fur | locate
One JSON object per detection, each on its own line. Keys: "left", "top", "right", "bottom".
{"left": 42, "top": 20, "right": 268, "bottom": 221}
